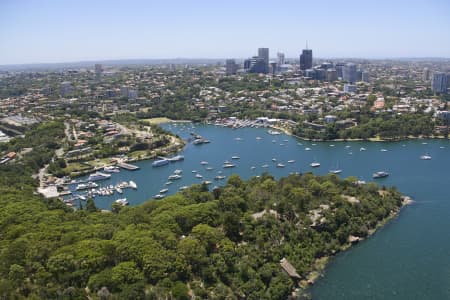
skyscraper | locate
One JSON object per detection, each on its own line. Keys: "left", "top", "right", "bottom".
{"left": 299, "top": 46, "right": 313, "bottom": 71}
{"left": 225, "top": 59, "right": 239, "bottom": 75}
{"left": 60, "top": 81, "right": 73, "bottom": 97}
{"left": 277, "top": 52, "right": 285, "bottom": 67}
{"left": 258, "top": 48, "right": 269, "bottom": 74}
{"left": 342, "top": 63, "right": 357, "bottom": 83}
{"left": 431, "top": 72, "right": 448, "bottom": 93}
{"left": 247, "top": 56, "right": 266, "bottom": 74}
{"left": 423, "top": 68, "right": 430, "bottom": 81}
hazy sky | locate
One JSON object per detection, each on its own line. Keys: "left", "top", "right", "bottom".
{"left": 1, "top": 0, "right": 449, "bottom": 64}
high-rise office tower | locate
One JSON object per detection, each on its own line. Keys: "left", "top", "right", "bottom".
{"left": 362, "top": 71, "right": 370, "bottom": 83}
{"left": 423, "top": 68, "right": 430, "bottom": 81}
{"left": 95, "top": 64, "right": 103, "bottom": 74}
{"left": 225, "top": 59, "right": 239, "bottom": 75}
{"left": 277, "top": 52, "right": 285, "bottom": 67}
{"left": 326, "top": 69, "right": 338, "bottom": 82}
{"left": 299, "top": 44, "right": 313, "bottom": 71}
{"left": 270, "top": 62, "right": 277, "bottom": 75}
{"left": 342, "top": 63, "right": 357, "bottom": 83}
{"left": 247, "top": 56, "right": 266, "bottom": 74}
{"left": 258, "top": 48, "right": 269, "bottom": 74}
{"left": 432, "top": 72, "right": 448, "bottom": 93}
{"left": 60, "top": 81, "right": 73, "bottom": 97}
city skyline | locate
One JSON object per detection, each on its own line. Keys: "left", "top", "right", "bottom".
{"left": 1, "top": 0, "right": 450, "bottom": 65}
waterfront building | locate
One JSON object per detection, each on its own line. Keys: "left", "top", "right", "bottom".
{"left": 343, "top": 63, "right": 357, "bottom": 83}
{"left": 431, "top": 72, "right": 448, "bottom": 93}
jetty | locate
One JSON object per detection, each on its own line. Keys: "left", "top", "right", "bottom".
{"left": 117, "top": 162, "right": 140, "bottom": 170}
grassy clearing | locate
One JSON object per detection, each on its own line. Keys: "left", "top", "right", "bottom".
{"left": 142, "top": 117, "right": 172, "bottom": 124}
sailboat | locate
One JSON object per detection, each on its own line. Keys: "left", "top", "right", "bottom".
{"left": 310, "top": 158, "right": 320, "bottom": 168}
{"left": 329, "top": 161, "right": 342, "bottom": 174}
{"left": 420, "top": 153, "right": 432, "bottom": 160}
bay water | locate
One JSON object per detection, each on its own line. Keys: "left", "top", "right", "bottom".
{"left": 71, "top": 123, "right": 450, "bottom": 299}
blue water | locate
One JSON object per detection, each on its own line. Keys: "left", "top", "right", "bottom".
{"left": 70, "top": 123, "right": 450, "bottom": 299}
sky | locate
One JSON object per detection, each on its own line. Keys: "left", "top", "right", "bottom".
{"left": 0, "top": 0, "right": 449, "bottom": 65}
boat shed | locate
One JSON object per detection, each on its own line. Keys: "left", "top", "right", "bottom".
{"left": 280, "top": 258, "right": 301, "bottom": 279}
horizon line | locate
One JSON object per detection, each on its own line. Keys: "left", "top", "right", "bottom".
{"left": 1, "top": 56, "right": 450, "bottom": 68}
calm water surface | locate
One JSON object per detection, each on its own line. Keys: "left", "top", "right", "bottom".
{"left": 71, "top": 123, "right": 450, "bottom": 299}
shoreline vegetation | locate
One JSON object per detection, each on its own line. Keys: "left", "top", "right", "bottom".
{"left": 0, "top": 120, "right": 412, "bottom": 299}
{"left": 0, "top": 160, "right": 409, "bottom": 298}
{"left": 301, "top": 195, "right": 413, "bottom": 293}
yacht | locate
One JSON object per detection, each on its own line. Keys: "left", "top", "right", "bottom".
{"left": 200, "top": 161, "right": 208, "bottom": 165}
{"left": 276, "top": 163, "right": 285, "bottom": 168}
{"left": 159, "top": 188, "right": 169, "bottom": 194}
{"left": 167, "top": 174, "right": 182, "bottom": 180}
{"left": 380, "top": 149, "right": 388, "bottom": 152}
{"left": 420, "top": 154, "right": 432, "bottom": 160}
{"left": 173, "top": 169, "right": 183, "bottom": 175}
{"left": 169, "top": 155, "right": 184, "bottom": 161}
{"left": 360, "top": 147, "right": 367, "bottom": 151}
{"left": 195, "top": 173, "right": 203, "bottom": 178}
{"left": 223, "top": 163, "right": 236, "bottom": 168}
{"left": 268, "top": 130, "right": 281, "bottom": 135}
{"left": 129, "top": 180, "right": 137, "bottom": 189}
{"left": 305, "top": 147, "right": 311, "bottom": 151}
{"left": 372, "top": 171, "right": 389, "bottom": 179}
{"left": 115, "top": 187, "right": 123, "bottom": 194}
{"left": 76, "top": 182, "right": 98, "bottom": 190}
{"left": 287, "top": 160, "right": 295, "bottom": 163}
{"left": 88, "top": 172, "right": 111, "bottom": 181}
{"left": 153, "top": 194, "right": 165, "bottom": 199}
{"left": 256, "top": 137, "right": 262, "bottom": 140}
{"left": 310, "top": 162, "right": 321, "bottom": 168}
{"left": 103, "top": 165, "right": 120, "bottom": 173}
{"left": 214, "top": 175, "right": 226, "bottom": 180}
{"left": 152, "top": 159, "right": 169, "bottom": 167}
{"left": 231, "top": 156, "right": 240, "bottom": 160}
{"left": 115, "top": 198, "right": 129, "bottom": 206}
{"left": 261, "top": 164, "right": 269, "bottom": 168}
{"left": 329, "top": 169, "right": 342, "bottom": 174}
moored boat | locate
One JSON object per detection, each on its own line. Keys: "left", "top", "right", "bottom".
{"left": 88, "top": 172, "right": 111, "bottom": 181}
{"left": 129, "top": 180, "right": 137, "bottom": 189}
{"left": 152, "top": 159, "right": 169, "bottom": 167}
{"left": 372, "top": 171, "right": 389, "bottom": 179}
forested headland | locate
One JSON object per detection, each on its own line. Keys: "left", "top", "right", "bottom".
{"left": 0, "top": 136, "right": 405, "bottom": 300}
